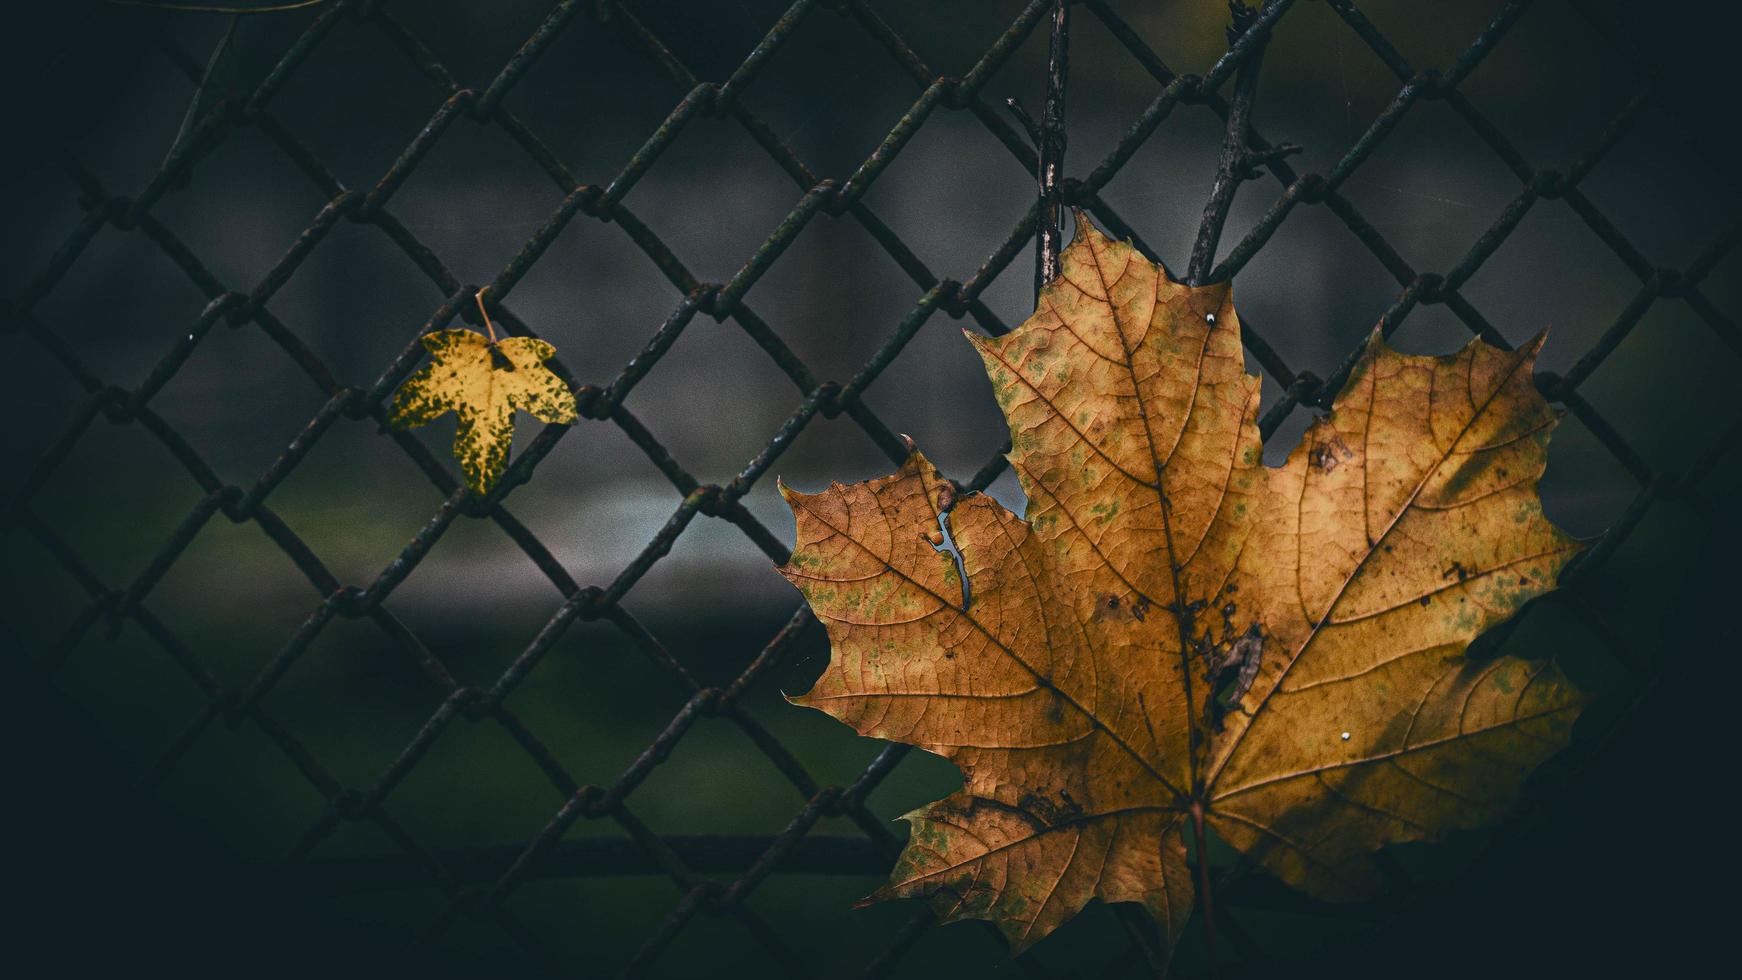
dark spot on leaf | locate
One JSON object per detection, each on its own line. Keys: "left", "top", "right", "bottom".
{"left": 1308, "top": 435, "right": 1355, "bottom": 472}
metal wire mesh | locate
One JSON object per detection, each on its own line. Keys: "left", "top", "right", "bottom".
{"left": 5, "top": 0, "right": 1738, "bottom": 976}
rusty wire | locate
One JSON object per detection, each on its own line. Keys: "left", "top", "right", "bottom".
{"left": 5, "top": 0, "right": 1739, "bottom": 976}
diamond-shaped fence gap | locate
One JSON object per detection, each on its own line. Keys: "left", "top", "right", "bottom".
{"left": 851, "top": 110, "right": 1035, "bottom": 305}
{"left": 617, "top": 516, "right": 796, "bottom": 645}
{"left": 1453, "top": 202, "right": 1643, "bottom": 379}
{"left": 26, "top": 223, "right": 218, "bottom": 383}
{"left": 247, "top": 417, "right": 446, "bottom": 591}
{"left": 486, "top": 616, "right": 696, "bottom": 804}
{"left": 726, "top": 204, "right": 929, "bottom": 384}
{"left": 480, "top": 6, "right": 679, "bottom": 182}
{"left": 198, "top": 0, "right": 322, "bottom": 71}
{"left": 264, "top": 16, "right": 471, "bottom": 189}
{"left": 1058, "top": 6, "right": 1203, "bottom": 174}
{"left": 380, "top": 512, "right": 578, "bottom": 666}
{"left": 366, "top": 707, "right": 581, "bottom": 851}
{"left": 144, "top": 124, "right": 336, "bottom": 292}
{"left": 258, "top": 217, "right": 459, "bottom": 385}
{"left": 1214, "top": 182, "right": 1403, "bottom": 371}
{"left": 376, "top": 117, "right": 574, "bottom": 287}
{"left": 53, "top": 36, "right": 214, "bottom": 196}
{"left": 733, "top": 3, "right": 932, "bottom": 182}
{"left": 854, "top": 0, "right": 1021, "bottom": 76}
{"left": 0, "top": 188, "right": 94, "bottom": 301}
{"left": 492, "top": 201, "right": 694, "bottom": 373}
{"left": 19, "top": 421, "right": 209, "bottom": 584}
{"left": 474, "top": 420, "right": 698, "bottom": 602}
{"left": 1573, "top": 105, "right": 1742, "bottom": 267}
{"left": 725, "top": 678, "right": 896, "bottom": 794}
{"left": 1328, "top": 100, "right": 1526, "bottom": 272}
{"left": 629, "top": 0, "right": 798, "bottom": 81}
{"left": 612, "top": 118, "right": 815, "bottom": 284}
{"left": 615, "top": 304, "right": 812, "bottom": 469}
{"left": 384, "top": 0, "right": 560, "bottom": 90}
{"left": 252, "top": 611, "right": 456, "bottom": 791}
{"left": 1246, "top": 0, "right": 1401, "bottom": 161}
{"left": 138, "top": 313, "right": 336, "bottom": 480}
{"left": 1451, "top": 0, "right": 1642, "bottom": 167}
{"left": 1087, "top": 108, "right": 1231, "bottom": 269}
{"left": 852, "top": 298, "right": 1016, "bottom": 471}
{"left": 1574, "top": 301, "right": 1742, "bottom": 478}
{"left": 132, "top": 506, "right": 327, "bottom": 690}
{"left": 0, "top": 340, "right": 93, "bottom": 498}
{"left": 36, "top": 621, "right": 214, "bottom": 772}
{"left": 1333, "top": 0, "right": 1509, "bottom": 73}
{"left": 1091, "top": 1, "right": 1235, "bottom": 78}
{"left": 625, "top": 712, "right": 822, "bottom": 837}
{"left": 148, "top": 705, "right": 337, "bottom": 861}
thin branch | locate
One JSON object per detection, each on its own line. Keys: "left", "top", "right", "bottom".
{"left": 1188, "top": 2, "right": 1298, "bottom": 285}
{"left": 1035, "top": 0, "right": 1071, "bottom": 297}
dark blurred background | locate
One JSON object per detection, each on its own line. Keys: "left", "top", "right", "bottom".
{"left": 2, "top": 0, "right": 1738, "bottom": 977}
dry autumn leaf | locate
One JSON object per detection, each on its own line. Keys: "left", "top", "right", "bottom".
{"left": 778, "top": 216, "right": 1586, "bottom": 958}
{"left": 390, "top": 329, "right": 577, "bottom": 495}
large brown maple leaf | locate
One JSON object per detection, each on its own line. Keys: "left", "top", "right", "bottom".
{"left": 777, "top": 217, "right": 1586, "bottom": 955}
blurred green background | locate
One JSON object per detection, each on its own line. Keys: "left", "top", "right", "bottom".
{"left": 3, "top": 1, "right": 1738, "bottom": 977}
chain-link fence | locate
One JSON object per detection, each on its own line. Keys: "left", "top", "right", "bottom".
{"left": 5, "top": 0, "right": 1738, "bottom": 976}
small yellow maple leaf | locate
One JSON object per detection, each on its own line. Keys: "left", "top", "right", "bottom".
{"left": 390, "top": 329, "right": 577, "bottom": 495}
{"left": 778, "top": 216, "right": 1586, "bottom": 957}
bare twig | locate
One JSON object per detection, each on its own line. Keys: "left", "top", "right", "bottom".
{"left": 1035, "top": 0, "right": 1071, "bottom": 297}
{"left": 1188, "top": 2, "right": 1300, "bottom": 285}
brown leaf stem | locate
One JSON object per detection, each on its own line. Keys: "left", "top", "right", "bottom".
{"left": 1190, "top": 800, "right": 1218, "bottom": 979}
{"left": 475, "top": 288, "right": 499, "bottom": 344}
